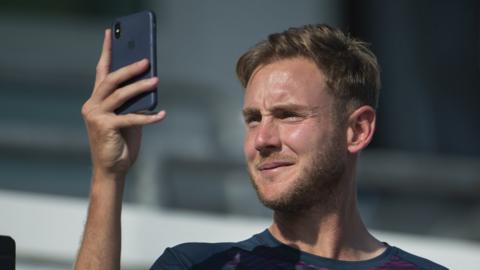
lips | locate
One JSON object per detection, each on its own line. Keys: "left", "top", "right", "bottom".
{"left": 257, "top": 161, "right": 294, "bottom": 171}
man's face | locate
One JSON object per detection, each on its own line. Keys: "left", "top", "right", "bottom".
{"left": 243, "top": 57, "right": 346, "bottom": 213}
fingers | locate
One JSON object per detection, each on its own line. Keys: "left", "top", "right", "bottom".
{"left": 113, "top": 110, "right": 167, "bottom": 128}
{"left": 94, "top": 29, "right": 112, "bottom": 90}
{"left": 93, "top": 59, "right": 150, "bottom": 102}
{"left": 85, "top": 30, "right": 164, "bottom": 131}
{"left": 102, "top": 77, "right": 158, "bottom": 112}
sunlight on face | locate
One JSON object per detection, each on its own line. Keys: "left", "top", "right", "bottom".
{"left": 243, "top": 57, "right": 347, "bottom": 212}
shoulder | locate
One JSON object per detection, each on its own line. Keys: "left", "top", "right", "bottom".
{"left": 391, "top": 246, "right": 449, "bottom": 270}
{"left": 149, "top": 241, "right": 240, "bottom": 270}
{"left": 170, "top": 241, "right": 240, "bottom": 262}
{"left": 149, "top": 231, "right": 268, "bottom": 270}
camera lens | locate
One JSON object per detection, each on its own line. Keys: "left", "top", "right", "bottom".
{"left": 114, "top": 22, "right": 121, "bottom": 39}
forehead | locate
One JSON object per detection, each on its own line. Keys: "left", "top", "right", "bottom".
{"left": 243, "top": 57, "right": 330, "bottom": 109}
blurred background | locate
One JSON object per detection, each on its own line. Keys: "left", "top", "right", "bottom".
{"left": 0, "top": 0, "right": 479, "bottom": 269}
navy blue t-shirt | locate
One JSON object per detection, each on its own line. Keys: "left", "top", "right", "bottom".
{"left": 151, "top": 229, "right": 448, "bottom": 270}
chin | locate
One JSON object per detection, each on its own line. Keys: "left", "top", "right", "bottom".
{"left": 252, "top": 175, "right": 297, "bottom": 206}
{"left": 248, "top": 164, "right": 303, "bottom": 207}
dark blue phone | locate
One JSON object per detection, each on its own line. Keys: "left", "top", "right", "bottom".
{"left": 111, "top": 10, "right": 157, "bottom": 114}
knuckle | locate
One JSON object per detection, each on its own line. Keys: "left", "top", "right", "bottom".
{"left": 103, "top": 74, "right": 113, "bottom": 84}
{"left": 104, "top": 73, "right": 118, "bottom": 86}
{"left": 81, "top": 103, "right": 103, "bottom": 124}
{"left": 111, "top": 89, "right": 126, "bottom": 101}
{"left": 125, "top": 115, "right": 140, "bottom": 126}
{"left": 81, "top": 102, "right": 91, "bottom": 117}
{"left": 95, "top": 62, "right": 107, "bottom": 73}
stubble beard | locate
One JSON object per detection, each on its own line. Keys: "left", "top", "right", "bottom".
{"left": 248, "top": 132, "right": 346, "bottom": 214}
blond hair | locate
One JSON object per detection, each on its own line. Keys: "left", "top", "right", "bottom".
{"left": 236, "top": 24, "right": 381, "bottom": 118}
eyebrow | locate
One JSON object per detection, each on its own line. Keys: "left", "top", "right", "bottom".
{"left": 242, "top": 108, "right": 259, "bottom": 118}
{"left": 242, "top": 103, "right": 314, "bottom": 117}
{"left": 271, "top": 103, "right": 311, "bottom": 113}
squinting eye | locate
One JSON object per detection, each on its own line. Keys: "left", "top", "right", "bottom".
{"left": 244, "top": 115, "right": 261, "bottom": 126}
{"left": 278, "top": 111, "right": 300, "bottom": 120}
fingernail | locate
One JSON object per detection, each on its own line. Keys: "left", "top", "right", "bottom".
{"left": 155, "top": 110, "right": 166, "bottom": 118}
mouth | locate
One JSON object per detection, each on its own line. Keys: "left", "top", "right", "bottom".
{"left": 257, "top": 161, "right": 294, "bottom": 171}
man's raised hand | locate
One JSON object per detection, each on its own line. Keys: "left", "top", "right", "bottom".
{"left": 81, "top": 29, "right": 166, "bottom": 178}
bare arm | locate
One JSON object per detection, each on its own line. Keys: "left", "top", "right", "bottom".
{"left": 74, "top": 29, "right": 166, "bottom": 270}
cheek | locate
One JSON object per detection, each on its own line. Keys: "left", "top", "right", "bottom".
{"left": 243, "top": 131, "right": 256, "bottom": 161}
{"left": 280, "top": 124, "right": 321, "bottom": 154}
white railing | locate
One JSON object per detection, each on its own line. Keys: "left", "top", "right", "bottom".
{"left": 1, "top": 189, "right": 480, "bottom": 269}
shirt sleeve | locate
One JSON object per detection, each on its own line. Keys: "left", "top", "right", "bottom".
{"left": 149, "top": 248, "right": 188, "bottom": 270}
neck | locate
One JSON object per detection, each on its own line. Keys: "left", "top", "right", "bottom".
{"left": 268, "top": 168, "right": 385, "bottom": 261}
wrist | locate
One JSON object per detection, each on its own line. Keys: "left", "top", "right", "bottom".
{"left": 92, "top": 167, "right": 127, "bottom": 182}
{"left": 90, "top": 169, "right": 126, "bottom": 198}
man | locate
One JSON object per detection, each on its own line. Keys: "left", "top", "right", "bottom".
{"left": 75, "top": 24, "right": 447, "bottom": 270}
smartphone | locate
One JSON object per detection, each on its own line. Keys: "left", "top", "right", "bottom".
{"left": 0, "top": 236, "right": 15, "bottom": 270}
{"left": 111, "top": 10, "right": 157, "bottom": 114}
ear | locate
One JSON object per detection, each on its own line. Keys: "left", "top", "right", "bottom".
{"left": 346, "top": 105, "right": 376, "bottom": 154}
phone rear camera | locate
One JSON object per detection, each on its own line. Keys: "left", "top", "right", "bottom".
{"left": 114, "top": 22, "right": 121, "bottom": 39}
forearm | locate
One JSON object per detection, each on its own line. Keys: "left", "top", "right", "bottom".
{"left": 74, "top": 171, "right": 125, "bottom": 270}
{"left": 75, "top": 29, "right": 165, "bottom": 270}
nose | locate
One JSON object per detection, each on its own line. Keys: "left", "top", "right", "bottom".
{"left": 254, "top": 118, "right": 281, "bottom": 155}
